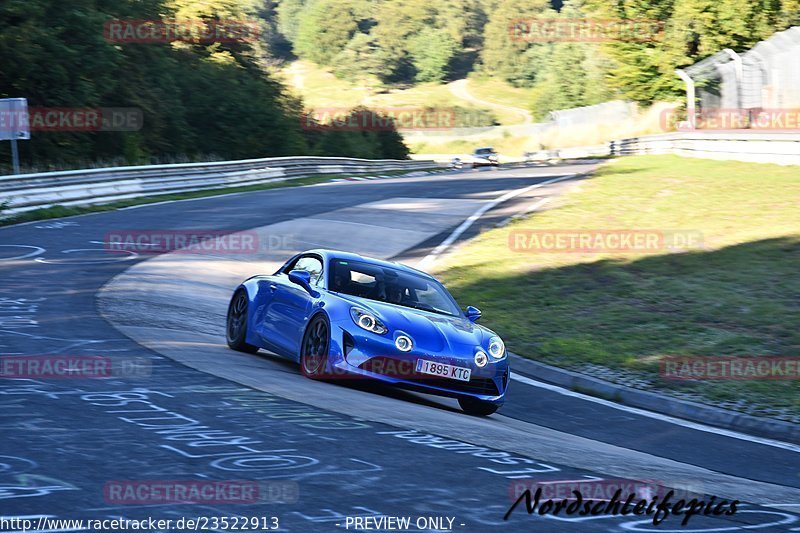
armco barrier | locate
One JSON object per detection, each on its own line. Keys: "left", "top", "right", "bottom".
{"left": 610, "top": 131, "right": 800, "bottom": 165}
{"left": 0, "top": 156, "right": 438, "bottom": 216}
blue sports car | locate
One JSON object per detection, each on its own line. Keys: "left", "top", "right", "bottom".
{"left": 226, "top": 249, "right": 508, "bottom": 415}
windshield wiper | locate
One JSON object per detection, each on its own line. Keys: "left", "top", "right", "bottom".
{"left": 404, "top": 303, "right": 453, "bottom": 316}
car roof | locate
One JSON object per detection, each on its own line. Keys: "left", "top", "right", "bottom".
{"left": 301, "top": 249, "right": 435, "bottom": 279}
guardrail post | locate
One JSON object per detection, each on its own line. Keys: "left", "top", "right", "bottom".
{"left": 676, "top": 69, "right": 696, "bottom": 130}
{"left": 722, "top": 49, "right": 743, "bottom": 110}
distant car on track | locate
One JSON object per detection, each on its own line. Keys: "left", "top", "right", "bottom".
{"left": 226, "top": 249, "right": 508, "bottom": 415}
{"left": 472, "top": 147, "right": 499, "bottom": 168}
{"left": 449, "top": 156, "right": 464, "bottom": 170}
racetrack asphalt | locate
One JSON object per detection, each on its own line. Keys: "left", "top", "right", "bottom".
{"left": 1, "top": 163, "right": 798, "bottom": 532}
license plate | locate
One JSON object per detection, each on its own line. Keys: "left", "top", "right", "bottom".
{"left": 416, "top": 359, "right": 471, "bottom": 382}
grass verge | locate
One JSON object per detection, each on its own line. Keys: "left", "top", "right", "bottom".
{"left": 465, "top": 76, "right": 536, "bottom": 122}
{"left": 410, "top": 135, "right": 532, "bottom": 157}
{"left": 437, "top": 155, "right": 800, "bottom": 419}
{"left": 278, "top": 60, "right": 506, "bottom": 125}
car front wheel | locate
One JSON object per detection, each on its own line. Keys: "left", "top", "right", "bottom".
{"left": 301, "top": 314, "right": 330, "bottom": 379}
{"left": 226, "top": 290, "right": 260, "bottom": 354}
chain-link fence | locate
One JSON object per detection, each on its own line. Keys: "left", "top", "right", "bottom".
{"left": 680, "top": 26, "right": 800, "bottom": 129}
{"left": 548, "top": 100, "right": 638, "bottom": 128}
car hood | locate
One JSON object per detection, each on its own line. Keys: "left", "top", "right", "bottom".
{"left": 336, "top": 294, "right": 492, "bottom": 352}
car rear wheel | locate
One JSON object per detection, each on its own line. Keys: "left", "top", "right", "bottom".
{"left": 226, "top": 290, "right": 259, "bottom": 354}
{"left": 301, "top": 314, "right": 330, "bottom": 379}
{"left": 458, "top": 397, "right": 499, "bottom": 416}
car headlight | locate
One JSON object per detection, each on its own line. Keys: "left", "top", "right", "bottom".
{"left": 488, "top": 337, "right": 505, "bottom": 359}
{"left": 475, "top": 350, "right": 488, "bottom": 368}
{"left": 395, "top": 334, "right": 413, "bottom": 352}
{"left": 350, "top": 307, "right": 388, "bottom": 335}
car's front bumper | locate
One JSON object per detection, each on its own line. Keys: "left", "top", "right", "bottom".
{"left": 329, "top": 325, "right": 508, "bottom": 404}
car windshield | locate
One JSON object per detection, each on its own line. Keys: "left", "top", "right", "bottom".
{"left": 330, "top": 259, "right": 461, "bottom": 317}
{"left": 475, "top": 148, "right": 494, "bottom": 155}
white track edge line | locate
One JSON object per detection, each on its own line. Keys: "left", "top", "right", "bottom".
{"left": 416, "top": 173, "right": 576, "bottom": 270}
{"left": 510, "top": 372, "right": 800, "bottom": 453}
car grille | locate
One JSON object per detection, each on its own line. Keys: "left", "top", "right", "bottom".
{"left": 359, "top": 357, "right": 500, "bottom": 396}
{"left": 418, "top": 377, "right": 499, "bottom": 396}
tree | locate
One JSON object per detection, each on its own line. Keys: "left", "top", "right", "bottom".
{"left": 333, "top": 32, "right": 391, "bottom": 83}
{"left": 306, "top": 107, "right": 409, "bottom": 159}
{"left": 277, "top": 0, "right": 313, "bottom": 44}
{"left": 408, "top": 28, "right": 459, "bottom": 82}
{"left": 479, "top": 0, "right": 553, "bottom": 82}
{"left": 0, "top": 0, "right": 410, "bottom": 172}
{"left": 527, "top": 43, "right": 614, "bottom": 119}
{"left": 585, "top": 0, "right": 797, "bottom": 104}
{"left": 294, "top": 0, "right": 370, "bottom": 65}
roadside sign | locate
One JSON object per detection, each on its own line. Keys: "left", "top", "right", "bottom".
{"left": 0, "top": 98, "right": 29, "bottom": 175}
{"left": 0, "top": 98, "right": 30, "bottom": 141}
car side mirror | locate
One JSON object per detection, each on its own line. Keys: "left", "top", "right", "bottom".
{"left": 288, "top": 270, "right": 319, "bottom": 297}
{"left": 465, "top": 306, "right": 482, "bottom": 322}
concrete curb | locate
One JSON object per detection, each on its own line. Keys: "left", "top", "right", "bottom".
{"left": 509, "top": 353, "right": 800, "bottom": 444}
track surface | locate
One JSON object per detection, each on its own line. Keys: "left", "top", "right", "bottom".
{"left": 0, "top": 164, "right": 798, "bottom": 532}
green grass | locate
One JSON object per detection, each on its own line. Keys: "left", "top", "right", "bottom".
{"left": 281, "top": 61, "right": 466, "bottom": 109}
{"left": 279, "top": 60, "right": 504, "bottom": 125}
{"left": 410, "top": 135, "right": 533, "bottom": 156}
{"left": 437, "top": 155, "right": 800, "bottom": 417}
{"left": 465, "top": 76, "right": 535, "bottom": 124}
{"left": 466, "top": 76, "right": 535, "bottom": 109}
{"left": 0, "top": 169, "right": 426, "bottom": 227}
{"left": 279, "top": 60, "right": 373, "bottom": 109}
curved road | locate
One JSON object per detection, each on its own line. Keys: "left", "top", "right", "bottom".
{"left": 0, "top": 164, "right": 798, "bottom": 532}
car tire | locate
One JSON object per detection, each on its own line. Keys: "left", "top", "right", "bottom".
{"left": 301, "top": 314, "right": 330, "bottom": 380}
{"left": 226, "top": 290, "right": 260, "bottom": 354}
{"left": 458, "top": 397, "right": 499, "bottom": 416}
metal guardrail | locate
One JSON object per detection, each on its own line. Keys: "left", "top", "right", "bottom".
{"left": 518, "top": 131, "right": 800, "bottom": 165}
{"left": 3, "top": 130, "right": 793, "bottom": 219}
{"left": 611, "top": 131, "right": 800, "bottom": 165}
{"left": 507, "top": 131, "right": 800, "bottom": 165}
{"left": 525, "top": 145, "right": 612, "bottom": 161}
{"left": 0, "top": 156, "right": 438, "bottom": 216}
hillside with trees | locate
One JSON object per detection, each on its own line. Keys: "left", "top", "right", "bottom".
{"left": 1, "top": 0, "right": 798, "bottom": 171}
{"left": 0, "top": 0, "right": 408, "bottom": 172}
{"left": 278, "top": 0, "right": 799, "bottom": 116}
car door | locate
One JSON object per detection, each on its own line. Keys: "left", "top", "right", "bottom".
{"left": 261, "top": 255, "right": 323, "bottom": 359}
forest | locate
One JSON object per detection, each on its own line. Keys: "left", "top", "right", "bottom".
{"left": 1, "top": 0, "right": 798, "bottom": 171}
